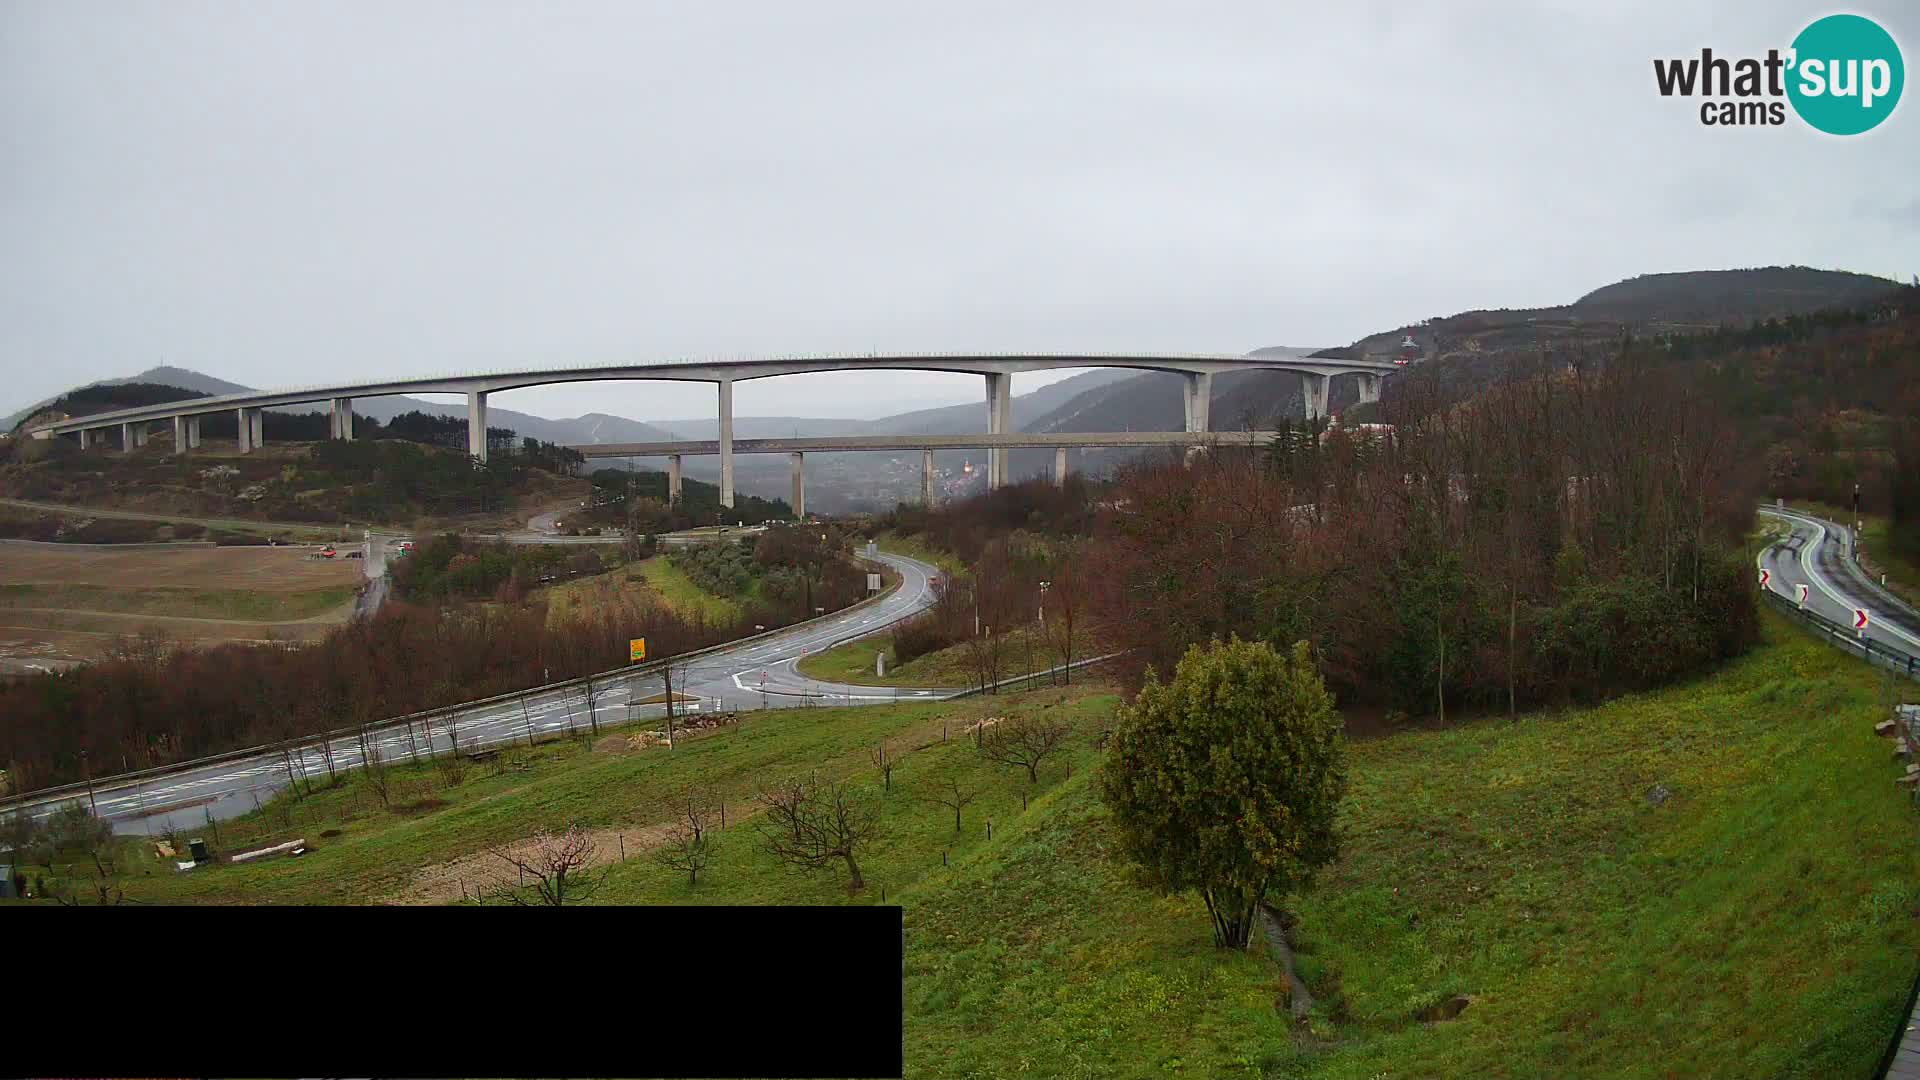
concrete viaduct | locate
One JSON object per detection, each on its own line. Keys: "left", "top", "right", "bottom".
{"left": 580, "top": 430, "right": 1286, "bottom": 517}
{"left": 24, "top": 353, "right": 1396, "bottom": 509}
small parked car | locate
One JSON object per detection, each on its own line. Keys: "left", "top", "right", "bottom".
{"left": 345, "top": 550, "right": 364, "bottom": 559}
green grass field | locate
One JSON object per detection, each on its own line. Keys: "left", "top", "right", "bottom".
{"left": 535, "top": 555, "right": 744, "bottom": 626}
{"left": 0, "top": 582, "right": 354, "bottom": 621}
{"left": 27, "top": 611, "right": 1920, "bottom": 1077}
{"left": 638, "top": 555, "right": 747, "bottom": 623}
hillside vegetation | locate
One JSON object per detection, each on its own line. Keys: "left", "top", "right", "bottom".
{"left": 20, "top": 614, "right": 1915, "bottom": 1078}
{"left": 978, "top": 267, "right": 1904, "bottom": 482}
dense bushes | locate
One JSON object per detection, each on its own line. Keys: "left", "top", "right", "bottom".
{"left": 391, "top": 533, "right": 600, "bottom": 601}
{"left": 670, "top": 538, "right": 759, "bottom": 597}
{"left": 891, "top": 609, "right": 963, "bottom": 665}
{"left": 879, "top": 477, "right": 1096, "bottom": 563}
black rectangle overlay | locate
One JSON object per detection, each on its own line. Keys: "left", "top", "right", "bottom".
{"left": 16, "top": 905, "right": 904, "bottom": 1079}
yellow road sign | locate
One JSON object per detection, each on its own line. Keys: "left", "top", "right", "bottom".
{"left": 630, "top": 637, "right": 647, "bottom": 661}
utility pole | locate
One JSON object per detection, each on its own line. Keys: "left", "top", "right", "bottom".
{"left": 81, "top": 749, "right": 98, "bottom": 817}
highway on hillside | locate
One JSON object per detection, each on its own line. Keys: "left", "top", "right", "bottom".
{"left": 7, "top": 550, "right": 951, "bottom": 836}
{"left": 1757, "top": 505, "right": 1920, "bottom": 659}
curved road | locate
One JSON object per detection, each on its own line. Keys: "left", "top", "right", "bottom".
{"left": 9, "top": 549, "right": 949, "bottom": 835}
{"left": 1757, "top": 505, "right": 1920, "bottom": 657}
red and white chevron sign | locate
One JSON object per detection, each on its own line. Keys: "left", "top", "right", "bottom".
{"left": 1758, "top": 568, "right": 1770, "bottom": 588}
{"left": 1854, "top": 608, "right": 1870, "bottom": 631}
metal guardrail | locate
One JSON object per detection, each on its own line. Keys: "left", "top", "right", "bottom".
{"left": 1761, "top": 589, "right": 1919, "bottom": 683}
{"left": 0, "top": 552, "right": 915, "bottom": 812}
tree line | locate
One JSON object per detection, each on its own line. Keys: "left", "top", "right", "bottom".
{"left": 0, "top": 591, "right": 721, "bottom": 794}
{"left": 1088, "top": 354, "right": 1760, "bottom": 715}
{"left": 0, "top": 530, "right": 887, "bottom": 794}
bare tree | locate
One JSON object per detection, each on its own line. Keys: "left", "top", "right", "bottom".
{"left": 980, "top": 714, "right": 1071, "bottom": 784}
{"left": 580, "top": 675, "right": 605, "bottom": 737}
{"left": 357, "top": 723, "right": 391, "bottom": 809}
{"left": 438, "top": 710, "right": 463, "bottom": 758}
{"left": 316, "top": 732, "right": 338, "bottom": 786}
{"left": 660, "top": 655, "right": 695, "bottom": 747}
{"left": 43, "top": 804, "right": 126, "bottom": 906}
{"left": 870, "top": 740, "right": 897, "bottom": 792}
{"left": 653, "top": 789, "right": 721, "bottom": 886}
{"left": 756, "top": 773, "right": 880, "bottom": 893}
{"left": 487, "top": 824, "right": 602, "bottom": 906}
{"left": 919, "top": 775, "right": 979, "bottom": 833}
{"left": 964, "top": 624, "right": 1012, "bottom": 694}
{"left": 1042, "top": 545, "right": 1082, "bottom": 684}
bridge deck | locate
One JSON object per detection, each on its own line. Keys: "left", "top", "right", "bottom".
{"left": 573, "top": 431, "right": 1282, "bottom": 456}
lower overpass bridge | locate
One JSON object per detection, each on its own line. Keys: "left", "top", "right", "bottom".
{"left": 575, "top": 430, "right": 1281, "bottom": 516}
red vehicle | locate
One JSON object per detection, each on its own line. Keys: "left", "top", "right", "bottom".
{"left": 319, "top": 546, "right": 337, "bottom": 559}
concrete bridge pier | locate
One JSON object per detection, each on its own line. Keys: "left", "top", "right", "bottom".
{"left": 789, "top": 452, "right": 805, "bottom": 519}
{"left": 1356, "top": 373, "right": 1383, "bottom": 406}
{"left": 668, "top": 455, "right": 683, "bottom": 506}
{"left": 119, "top": 422, "right": 135, "bottom": 452}
{"left": 187, "top": 416, "right": 201, "bottom": 449}
{"left": 172, "top": 416, "right": 190, "bottom": 451}
{"left": 1053, "top": 447, "right": 1068, "bottom": 488}
{"left": 1183, "top": 371, "right": 1212, "bottom": 434}
{"left": 466, "top": 391, "right": 489, "bottom": 462}
{"left": 1301, "top": 373, "right": 1331, "bottom": 422}
{"left": 236, "top": 407, "right": 256, "bottom": 453}
{"left": 922, "top": 449, "right": 936, "bottom": 506}
{"left": 330, "top": 397, "right": 356, "bottom": 440}
{"left": 985, "top": 372, "right": 1012, "bottom": 489}
{"left": 718, "top": 380, "right": 735, "bottom": 508}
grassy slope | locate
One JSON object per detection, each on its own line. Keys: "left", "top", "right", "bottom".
{"left": 0, "top": 582, "right": 353, "bottom": 621}
{"left": 639, "top": 555, "right": 746, "bottom": 624}
{"left": 532, "top": 555, "right": 743, "bottom": 625}
{"left": 796, "top": 625, "right": 1048, "bottom": 689}
{"left": 99, "top": 687, "right": 1111, "bottom": 906}
{"left": 1279, "top": 614, "right": 1920, "bottom": 1079}
{"left": 58, "top": 614, "right": 1920, "bottom": 1078}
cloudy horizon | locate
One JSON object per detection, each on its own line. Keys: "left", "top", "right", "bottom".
{"left": 4, "top": 1, "right": 1915, "bottom": 423}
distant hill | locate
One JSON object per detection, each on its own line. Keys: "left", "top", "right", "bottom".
{"left": 1000, "top": 268, "right": 1902, "bottom": 479}
{"left": 1572, "top": 266, "right": 1898, "bottom": 322}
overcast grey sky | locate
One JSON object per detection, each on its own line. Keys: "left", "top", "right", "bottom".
{"left": 3, "top": 1, "right": 1914, "bottom": 422}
